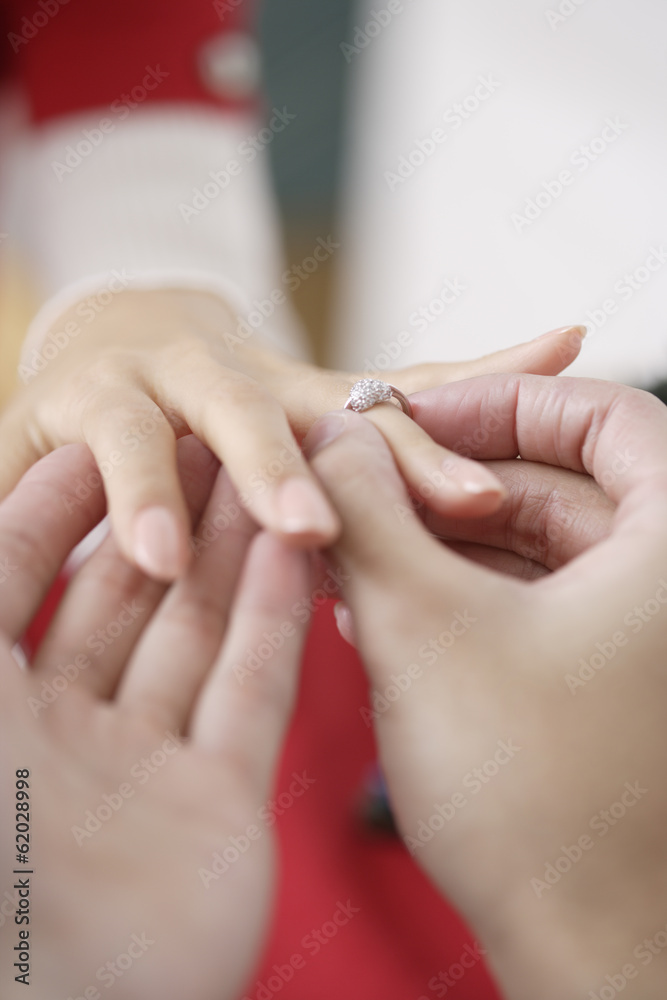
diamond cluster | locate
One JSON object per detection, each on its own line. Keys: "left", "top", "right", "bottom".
{"left": 347, "top": 379, "right": 393, "bottom": 412}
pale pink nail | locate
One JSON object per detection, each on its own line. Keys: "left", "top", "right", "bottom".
{"left": 133, "top": 506, "right": 185, "bottom": 580}
{"left": 442, "top": 463, "right": 507, "bottom": 501}
{"left": 333, "top": 602, "right": 356, "bottom": 647}
{"left": 537, "top": 324, "right": 587, "bottom": 341}
{"left": 274, "top": 478, "right": 339, "bottom": 541}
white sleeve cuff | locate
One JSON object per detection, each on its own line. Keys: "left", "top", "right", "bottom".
{"left": 19, "top": 267, "right": 254, "bottom": 378}
{"left": 5, "top": 105, "right": 309, "bottom": 366}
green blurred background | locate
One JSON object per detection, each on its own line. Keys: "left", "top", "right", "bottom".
{"left": 259, "top": 0, "right": 355, "bottom": 357}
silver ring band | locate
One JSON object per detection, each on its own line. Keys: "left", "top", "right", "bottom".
{"left": 344, "top": 379, "right": 413, "bottom": 419}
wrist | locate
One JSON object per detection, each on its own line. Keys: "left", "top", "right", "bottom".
{"left": 478, "top": 882, "right": 667, "bottom": 1000}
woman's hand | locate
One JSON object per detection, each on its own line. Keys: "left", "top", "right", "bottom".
{"left": 304, "top": 375, "right": 667, "bottom": 1000}
{"left": 0, "top": 284, "right": 584, "bottom": 579}
{"left": 0, "top": 438, "right": 311, "bottom": 1000}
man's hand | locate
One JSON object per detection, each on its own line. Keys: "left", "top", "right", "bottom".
{"left": 305, "top": 374, "right": 667, "bottom": 1000}
{"left": 0, "top": 439, "right": 311, "bottom": 1000}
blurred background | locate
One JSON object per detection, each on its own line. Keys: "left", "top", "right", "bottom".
{"left": 2, "top": 0, "right": 666, "bottom": 404}
{"left": 259, "top": 0, "right": 353, "bottom": 363}
{"left": 0, "top": 0, "right": 355, "bottom": 406}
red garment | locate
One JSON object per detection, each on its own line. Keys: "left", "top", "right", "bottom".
{"left": 255, "top": 602, "right": 501, "bottom": 1000}
{"left": 2, "top": 0, "right": 257, "bottom": 119}
{"left": 13, "top": 2, "right": 502, "bottom": 994}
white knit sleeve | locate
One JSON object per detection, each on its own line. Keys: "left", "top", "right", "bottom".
{"left": 3, "top": 103, "right": 309, "bottom": 364}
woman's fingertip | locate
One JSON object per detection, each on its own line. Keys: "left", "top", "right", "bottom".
{"left": 440, "top": 457, "right": 507, "bottom": 499}
{"left": 133, "top": 505, "right": 188, "bottom": 581}
{"left": 333, "top": 601, "right": 356, "bottom": 646}
{"left": 461, "top": 478, "right": 507, "bottom": 499}
{"left": 537, "top": 323, "right": 588, "bottom": 342}
{"left": 272, "top": 477, "right": 340, "bottom": 546}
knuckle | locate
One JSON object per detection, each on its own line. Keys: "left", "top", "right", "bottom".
{"left": 202, "top": 372, "right": 276, "bottom": 416}
{"left": 74, "top": 356, "right": 127, "bottom": 396}
{"left": 506, "top": 491, "right": 550, "bottom": 561}
{"left": 161, "top": 334, "right": 209, "bottom": 366}
{"left": 70, "top": 378, "right": 136, "bottom": 427}
{"left": 81, "top": 396, "right": 166, "bottom": 447}
{"left": 509, "top": 486, "right": 576, "bottom": 566}
{"left": 224, "top": 375, "right": 276, "bottom": 411}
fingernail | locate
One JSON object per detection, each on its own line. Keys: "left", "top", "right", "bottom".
{"left": 461, "top": 478, "right": 507, "bottom": 497}
{"left": 538, "top": 324, "right": 588, "bottom": 341}
{"left": 333, "top": 601, "right": 356, "bottom": 646}
{"left": 303, "top": 412, "right": 349, "bottom": 459}
{"left": 444, "top": 462, "right": 507, "bottom": 500}
{"left": 133, "top": 506, "right": 185, "bottom": 580}
{"left": 274, "top": 478, "right": 339, "bottom": 540}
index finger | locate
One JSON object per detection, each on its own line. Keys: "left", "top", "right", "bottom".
{"left": 412, "top": 374, "right": 667, "bottom": 584}
{"left": 412, "top": 374, "right": 667, "bottom": 512}
{"left": 0, "top": 444, "right": 106, "bottom": 641}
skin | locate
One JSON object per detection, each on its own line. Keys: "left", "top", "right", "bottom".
{"left": 3, "top": 370, "right": 659, "bottom": 1000}
{"left": 0, "top": 285, "right": 585, "bottom": 579}
{"left": 0, "top": 439, "right": 312, "bottom": 1000}
{"left": 304, "top": 374, "right": 667, "bottom": 1000}
{"left": 0, "top": 377, "right": 619, "bottom": 1000}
